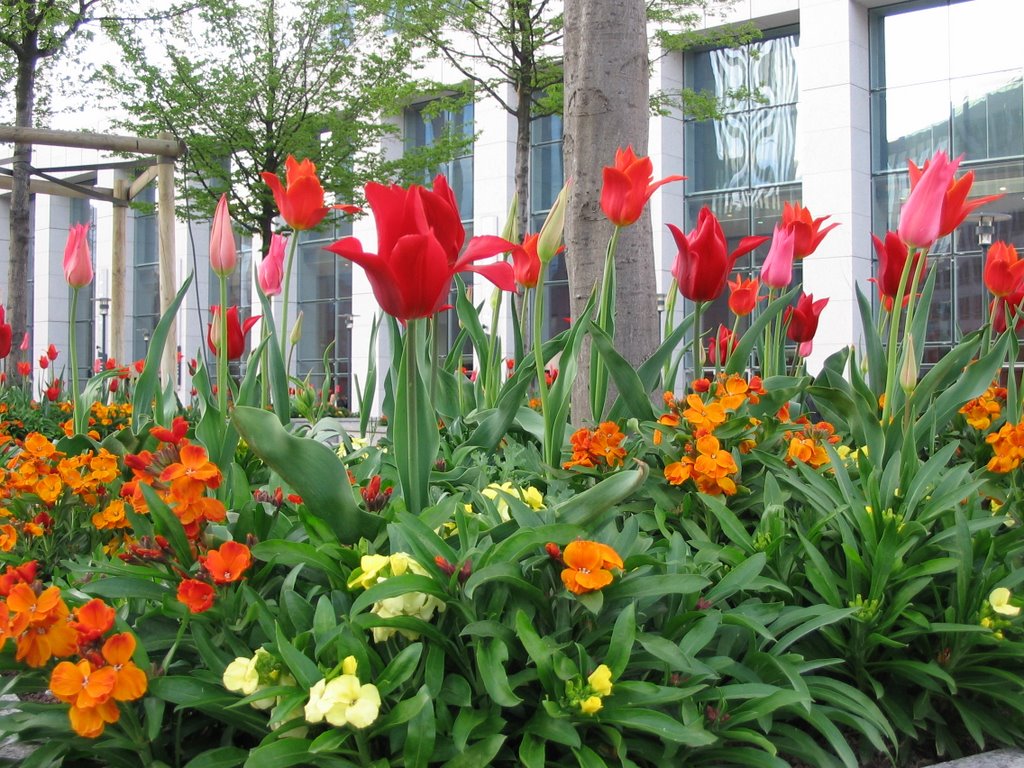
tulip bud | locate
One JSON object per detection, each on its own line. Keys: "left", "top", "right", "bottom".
{"left": 210, "top": 194, "right": 237, "bottom": 277}
{"left": 290, "top": 310, "right": 304, "bottom": 346}
{"left": 501, "top": 191, "right": 519, "bottom": 244}
{"left": 19, "top": 332, "right": 29, "bottom": 351}
{"left": 900, "top": 334, "right": 918, "bottom": 395}
{"left": 537, "top": 180, "right": 570, "bottom": 263}
{"left": 63, "top": 223, "right": 93, "bottom": 288}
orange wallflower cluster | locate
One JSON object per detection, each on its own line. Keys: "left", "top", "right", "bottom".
{"left": 664, "top": 434, "right": 740, "bottom": 496}
{"left": 784, "top": 421, "right": 841, "bottom": 469}
{"left": 0, "top": 432, "right": 120, "bottom": 547}
{"left": 960, "top": 385, "right": 1006, "bottom": 431}
{"left": 121, "top": 419, "right": 225, "bottom": 539}
{"left": 658, "top": 374, "right": 765, "bottom": 444}
{"left": 985, "top": 419, "right": 1024, "bottom": 473}
{"left": 61, "top": 402, "right": 133, "bottom": 440}
{"left": 0, "top": 562, "right": 148, "bottom": 738}
{"left": 563, "top": 422, "right": 628, "bottom": 469}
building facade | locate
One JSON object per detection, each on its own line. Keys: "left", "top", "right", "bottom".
{"left": 2, "top": 0, "right": 1021, "bottom": 408}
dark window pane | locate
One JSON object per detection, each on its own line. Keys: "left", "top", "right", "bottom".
{"left": 685, "top": 114, "right": 749, "bottom": 192}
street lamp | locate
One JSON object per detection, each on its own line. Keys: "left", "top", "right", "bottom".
{"left": 95, "top": 296, "right": 110, "bottom": 366}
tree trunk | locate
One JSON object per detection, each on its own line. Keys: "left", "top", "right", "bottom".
{"left": 514, "top": 83, "right": 531, "bottom": 240}
{"left": 8, "top": 52, "right": 37, "bottom": 370}
{"left": 563, "top": 0, "right": 657, "bottom": 424}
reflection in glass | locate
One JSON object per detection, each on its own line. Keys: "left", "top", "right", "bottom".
{"left": 951, "top": 73, "right": 1024, "bottom": 162}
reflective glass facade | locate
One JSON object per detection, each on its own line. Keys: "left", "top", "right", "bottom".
{"left": 296, "top": 215, "right": 354, "bottom": 406}
{"left": 870, "top": 0, "right": 1024, "bottom": 361}
{"left": 530, "top": 111, "right": 569, "bottom": 340}
{"left": 683, "top": 28, "right": 802, "bottom": 338}
{"left": 132, "top": 186, "right": 159, "bottom": 360}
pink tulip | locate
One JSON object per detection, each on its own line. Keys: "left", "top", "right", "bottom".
{"left": 258, "top": 233, "right": 287, "bottom": 296}
{"left": 760, "top": 224, "right": 796, "bottom": 289}
{"left": 19, "top": 331, "right": 28, "bottom": 351}
{"left": 897, "top": 151, "right": 960, "bottom": 250}
{"left": 63, "top": 223, "right": 93, "bottom": 288}
{"left": 210, "top": 194, "right": 237, "bottom": 276}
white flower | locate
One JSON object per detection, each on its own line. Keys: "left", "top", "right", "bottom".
{"left": 304, "top": 675, "right": 381, "bottom": 729}
{"left": 990, "top": 587, "right": 1021, "bottom": 617}
{"left": 223, "top": 656, "right": 260, "bottom": 695}
{"left": 370, "top": 591, "right": 446, "bottom": 643}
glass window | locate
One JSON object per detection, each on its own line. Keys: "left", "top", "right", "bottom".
{"left": 296, "top": 214, "right": 354, "bottom": 409}
{"left": 132, "top": 185, "right": 159, "bottom": 360}
{"left": 870, "top": 0, "right": 1024, "bottom": 359}
{"left": 531, "top": 111, "right": 569, "bottom": 340}
{"left": 684, "top": 27, "right": 800, "bottom": 196}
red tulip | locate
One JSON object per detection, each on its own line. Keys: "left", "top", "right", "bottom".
{"left": 991, "top": 286, "right": 1024, "bottom": 334}
{"left": 668, "top": 207, "right": 768, "bottom": 302}
{"left": 63, "top": 223, "right": 93, "bottom": 288}
{"left": 907, "top": 155, "right": 1002, "bottom": 242}
{"left": 781, "top": 202, "right": 838, "bottom": 259}
{"left": 760, "top": 224, "right": 797, "bottom": 289}
{"left": 45, "top": 380, "right": 62, "bottom": 402}
{"left": 983, "top": 241, "right": 1024, "bottom": 298}
{"left": 326, "top": 175, "right": 515, "bottom": 321}
{"left": 261, "top": 156, "right": 360, "bottom": 231}
{"left": 16, "top": 361, "right": 30, "bottom": 377}
{"left": 0, "top": 305, "right": 11, "bottom": 359}
{"left": 707, "top": 325, "right": 738, "bottom": 365}
{"left": 601, "top": 146, "right": 685, "bottom": 227}
{"left": 510, "top": 233, "right": 542, "bottom": 289}
{"left": 47, "top": 344, "right": 58, "bottom": 361}
{"left": 39, "top": 355, "right": 49, "bottom": 370}
{"left": 207, "top": 306, "right": 261, "bottom": 360}
{"left": 727, "top": 276, "right": 763, "bottom": 317}
{"left": 785, "top": 292, "right": 829, "bottom": 344}
{"left": 209, "top": 194, "right": 237, "bottom": 276}
{"left": 258, "top": 233, "right": 287, "bottom": 296}
{"left": 871, "top": 231, "right": 925, "bottom": 311}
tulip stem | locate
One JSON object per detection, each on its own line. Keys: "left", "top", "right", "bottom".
{"left": 533, "top": 265, "right": 553, "bottom": 468}
{"left": 68, "top": 286, "right": 81, "bottom": 432}
{"left": 485, "top": 286, "right": 503, "bottom": 408}
{"left": 217, "top": 275, "right": 229, "bottom": 418}
{"left": 692, "top": 300, "right": 704, "bottom": 384}
{"left": 662, "top": 279, "right": 679, "bottom": 390}
{"left": 881, "top": 246, "right": 926, "bottom": 425}
{"left": 279, "top": 232, "right": 299, "bottom": 365}
{"left": 592, "top": 225, "right": 622, "bottom": 420}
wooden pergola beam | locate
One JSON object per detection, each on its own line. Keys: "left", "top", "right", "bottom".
{"left": 0, "top": 174, "right": 114, "bottom": 199}
{"left": 0, "top": 126, "right": 185, "bottom": 158}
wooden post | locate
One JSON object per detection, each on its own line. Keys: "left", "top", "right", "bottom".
{"left": 111, "top": 179, "right": 128, "bottom": 363}
{"left": 157, "top": 133, "right": 177, "bottom": 386}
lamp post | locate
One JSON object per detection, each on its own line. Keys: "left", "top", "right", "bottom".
{"left": 95, "top": 296, "right": 110, "bottom": 366}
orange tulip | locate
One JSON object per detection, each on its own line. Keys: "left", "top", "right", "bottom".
{"left": 601, "top": 146, "right": 684, "bottom": 227}
{"left": 261, "top": 155, "right": 360, "bottom": 231}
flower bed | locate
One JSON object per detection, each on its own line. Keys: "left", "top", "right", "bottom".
{"left": 0, "top": 149, "right": 1022, "bottom": 768}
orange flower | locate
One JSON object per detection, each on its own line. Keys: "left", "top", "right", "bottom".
{"left": 986, "top": 420, "right": 1024, "bottom": 473}
{"left": 692, "top": 435, "right": 739, "bottom": 496}
{"left": 261, "top": 155, "right": 359, "bottom": 231}
{"left": 682, "top": 394, "right": 727, "bottom": 433}
{"left": 50, "top": 659, "right": 118, "bottom": 709}
{"left": 92, "top": 499, "right": 131, "bottom": 531}
{"left": 159, "top": 442, "right": 222, "bottom": 498}
{"left": 560, "top": 541, "right": 624, "bottom": 595}
{"left": 653, "top": 412, "right": 680, "bottom": 445}
{"left": 177, "top": 579, "right": 216, "bottom": 613}
{"left": 72, "top": 599, "right": 115, "bottom": 644}
{"left": 102, "top": 633, "right": 148, "bottom": 701}
{"left": 0, "top": 524, "right": 15, "bottom": 552}
{"left": 199, "top": 541, "right": 252, "bottom": 584}
{"left": 563, "top": 422, "right": 628, "bottom": 469}
{"left": 10, "top": 588, "right": 78, "bottom": 667}
{"left": 68, "top": 698, "right": 120, "bottom": 738}
{"left": 664, "top": 458, "right": 693, "bottom": 486}
{"left": 960, "top": 386, "right": 1004, "bottom": 431}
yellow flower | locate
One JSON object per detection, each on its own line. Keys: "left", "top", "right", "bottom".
{"left": 588, "top": 664, "right": 613, "bottom": 697}
{"left": 342, "top": 656, "right": 358, "bottom": 675}
{"left": 579, "top": 695, "right": 603, "bottom": 715}
{"left": 370, "top": 591, "right": 445, "bottom": 643}
{"left": 989, "top": 587, "right": 1020, "bottom": 617}
{"left": 481, "top": 482, "right": 546, "bottom": 522}
{"left": 304, "top": 675, "right": 381, "bottom": 728}
{"left": 347, "top": 554, "right": 392, "bottom": 589}
{"left": 223, "top": 656, "right": 260, "bottom": 695}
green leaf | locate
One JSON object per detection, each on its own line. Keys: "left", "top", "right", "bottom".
{"left": 590, "top": 323, "right": 655, "bottom": 421}
{"left": 231, "top": 405, "right": 380, "bottom": 543}
{"left": 554, "top": 464, "right": 649, "bottom": 527}
{"left": 251, "top": 540, "right": 346, "bottom": 583}
{"left": 606, "top": 574, "right": 709, "bottom": 600}
{"left": 82, "top": 576, "right": 173, "bottom": 601}
{"left": 439, "top": 735, "right": 506, "bottom": 768}
{"left": 605, "top": 603, "right": 636, "bottom": 677}
{"left": 274, "top": 624, "right": 321, "bottom": 690}
{"left": 243, "top": 738, "right": 315, "bottom": 768}
{"left": 350, "top": 575, "right": 447, "bottom": 616}
{"left": 139, "top": 483, "right": 193, "bottom": 567}
{"left": 376, "top": 643, "right": 423, "bottom": 697}
{"left": 393, "top": 319, "right": 439, "bottom": 514}
{"left": 358, "top": 313, "right": 381, "bottom": 438}
{"left": 404, "top": 692, "right": 437, "bottom": 768}
{"left": 133, "top": 272, "right": 194, "bottom": 432}
{"left": 599, "top": 707, "right": 716, "bottom": 746}
{"left": 255, "top": 285, "right": 292, "bottom": 425}
{"left": 704, "top": 552, "right": 766, "bottom": 603}
{"left": 184, "top": 747, "right": 248, "bottom": 768}
{"left": 476, "top": 638, "right": 522, "bottom": 706}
